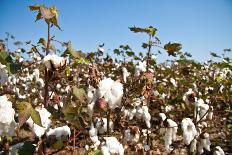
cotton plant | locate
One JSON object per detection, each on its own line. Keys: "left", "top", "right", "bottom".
{"left": 0, "top": 95, "right": 17, "bottom": 137}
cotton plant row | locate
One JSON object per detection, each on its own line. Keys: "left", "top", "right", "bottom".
{"left": 0, "top": 4, "right": 231, "bottom": 154}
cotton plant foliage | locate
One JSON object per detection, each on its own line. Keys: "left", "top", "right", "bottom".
{"left": 0, "top": 6, "right": 230, "bottom": 154}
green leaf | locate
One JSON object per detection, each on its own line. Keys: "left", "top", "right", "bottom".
{"left": 63, "top": 42, "right": 86, "bottom": 58}
{"left": 8, "top": 63, "right": 22, "bottom": 74}
{"left": 113, "top": 49, "right": 120, "bottom": 55}
{"left": 142, "top": 43, "right": 148, "bottom": 49}
{"left": 52, "top": 138, "right": 64, "bottom": 150}
{"left": 31, "top": 109, "right": 42, "bottom": 127}
{"left": 119, "top": 44, "right": 131, "bottom": 50}
{"left": 126, "top": 51, "right": 135, "bottom": 57}
{"left": 72, "top": 86, "right": 86, "bottom": 100}
{"left": 0, "top": 51, "right": 12, "bottom": 65}
{"left": 129, "top": 26, "right": 157, "bottom": 37}
{"left": 29, "top": 4, "right": 40, "bottom": 11}
{"left": 37, "top": 38, "right": 47, "bottom": 47}
{"left": 17, "top": 102, "right": 31, "bottom": 127}
{"left": 17, "top": 102, "right": 42, "bottom": 127}
{"left": 164, "top": 42, "right": 182, "bottom": 56}
{"left": 35, "top": 12, "right": 42, "bottom": 21}
{"left": 18, "top": 142, "right": 35, "bottom": 155}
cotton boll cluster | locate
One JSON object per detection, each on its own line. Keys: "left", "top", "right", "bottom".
{"left": 181, "top": 118, "right": 198, "bottom": 145}
{"left": 101, "top": 137, "right": 124, "bottom": 155}
{"left": 0, "top": 63, "right": 8, "bottom": 85}
{"left": 163, "top": 119, "right": 178, "bottom": 151}
{"left": 87, "top": 78, "right": 123, "bottom": 116}
{"left": 0, "top": 95, "right": 17, "bottom": 137}
{"left": 121, "top": 103, "right": 151, "bottom": 128}
{"left": 27, "top": 107, "right": 51, "bottom": 137}
{"left": 46, "top": 125, "right": 71, "bottom": 138}
{"left": 95, "top": 118, "right": 113, "bottom": 134}
{"left": 135, "top": 61, "right": 146, "bottom": 76}
{"left": 43, "top": 54, "right": 68, "bottom": 70}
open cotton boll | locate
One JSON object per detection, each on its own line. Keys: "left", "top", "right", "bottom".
{"left": 190, "top": 139, "right": 197, "bottom": 153}
{"left": 26, "top": 107, "right": 51, "bottom": 138}
{"left": 95, "top": 118, "right": 113, "bottom": 134}
{"left": 164, "top": 119, "right": 178, "bottom": 150}
{"left": 135, "top": 61, "right": 146, "bottom": 76}
{"left": 195, "top": 99, "right": 210, "bottom": 121}
{"left": 122, "top": 67, "right": 129, "bottom": 83}
{"left": 46, "top": 125, "right": 71, "bottom": 138}
{"left": 43, "top": 54, "right": 67, "bottom": 70}
{"left": 103, "top": 137, "right": 124, "bottom": 155}
{"left": 198, "top": 133, "right": 211, "bottom": 155}
{"left": 89, "top": 125, "right": 100, "bottom": 148}
{"left": 142, "top": 106, "right": 151, "bottom": 128}
{"left": 101, "top": 145, "right": 110, "bottom": 155}
{"left": 170, "top": 78, "right": 177, "bottom": 87}
{"left": 181, "top": 118, "right": 197, "bottom": 145}
{"left": 0, "top": 96, "right": 17, "bottom": 137}
{"left": 213, "top": 146, "right": 225, "bottom": 155}
{"left": 97, "top": 78, "right": 123, "bottom": 110}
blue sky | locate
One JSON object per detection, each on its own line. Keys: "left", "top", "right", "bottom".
{"left": 0, "top": 0, "right": 231, "bottom": 62}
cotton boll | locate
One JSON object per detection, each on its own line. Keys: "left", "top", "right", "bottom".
{"left": 95, "top": 118, "right": 113, "bottom": 134}
{"left": 108, "top": 81, "right": 123, "bottom": 109}
{"left": 181, "top": 118, "right": 197, "bottom": 145}
{"left": 164, "top": 119, "right": 178, "bottom": 150}
{"left": 135, "top": 107, "right": 143, "bottom": 120}
{"left": 202, "top": 133, "right": 211, "bottom": 151}
{"left": 36, "top": 78, "right": 44, "bottom": 88}
{"left": 43, "top": 54, "right": 67, "bottom": 70}
{"left": 122, "top": 67, "right": 129, "bottom": 83}
{"left": 142, "top": 106, "right": 151, "bottom": 128}
{"left": 0, "top": 96, "right": 17, "bottom": 137}
{"left": 190, "top": 139, "right": 197, "bottom": 153}
{"left": 170, "top": 78, "right": 177, "bottom": 87}
{"left": 135, "top": 61, "right": 146, "bottom": 76}
{"left": 101, "top": 145, "right": 110, "bottom": 155}
{"left": 103, "top": 137, "right": 124, "bottom": 155}
{"left": 89, "top": 125, "right": 100, "bottom": 148}
{"left": 46, "top": 125, "right": 71, "bottom": 138}
{"left": 159, "top": 113, "right": 167, "bottom": 122}
{"left": 164, "top": 105, "right": 173, "bottom": 113}
{"left": 213, "top": 146, "right": 225, "bottom": 155}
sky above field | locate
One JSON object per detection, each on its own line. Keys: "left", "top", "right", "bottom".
{"left": 0, "top": 0, "right": 232, "bottom": 62}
